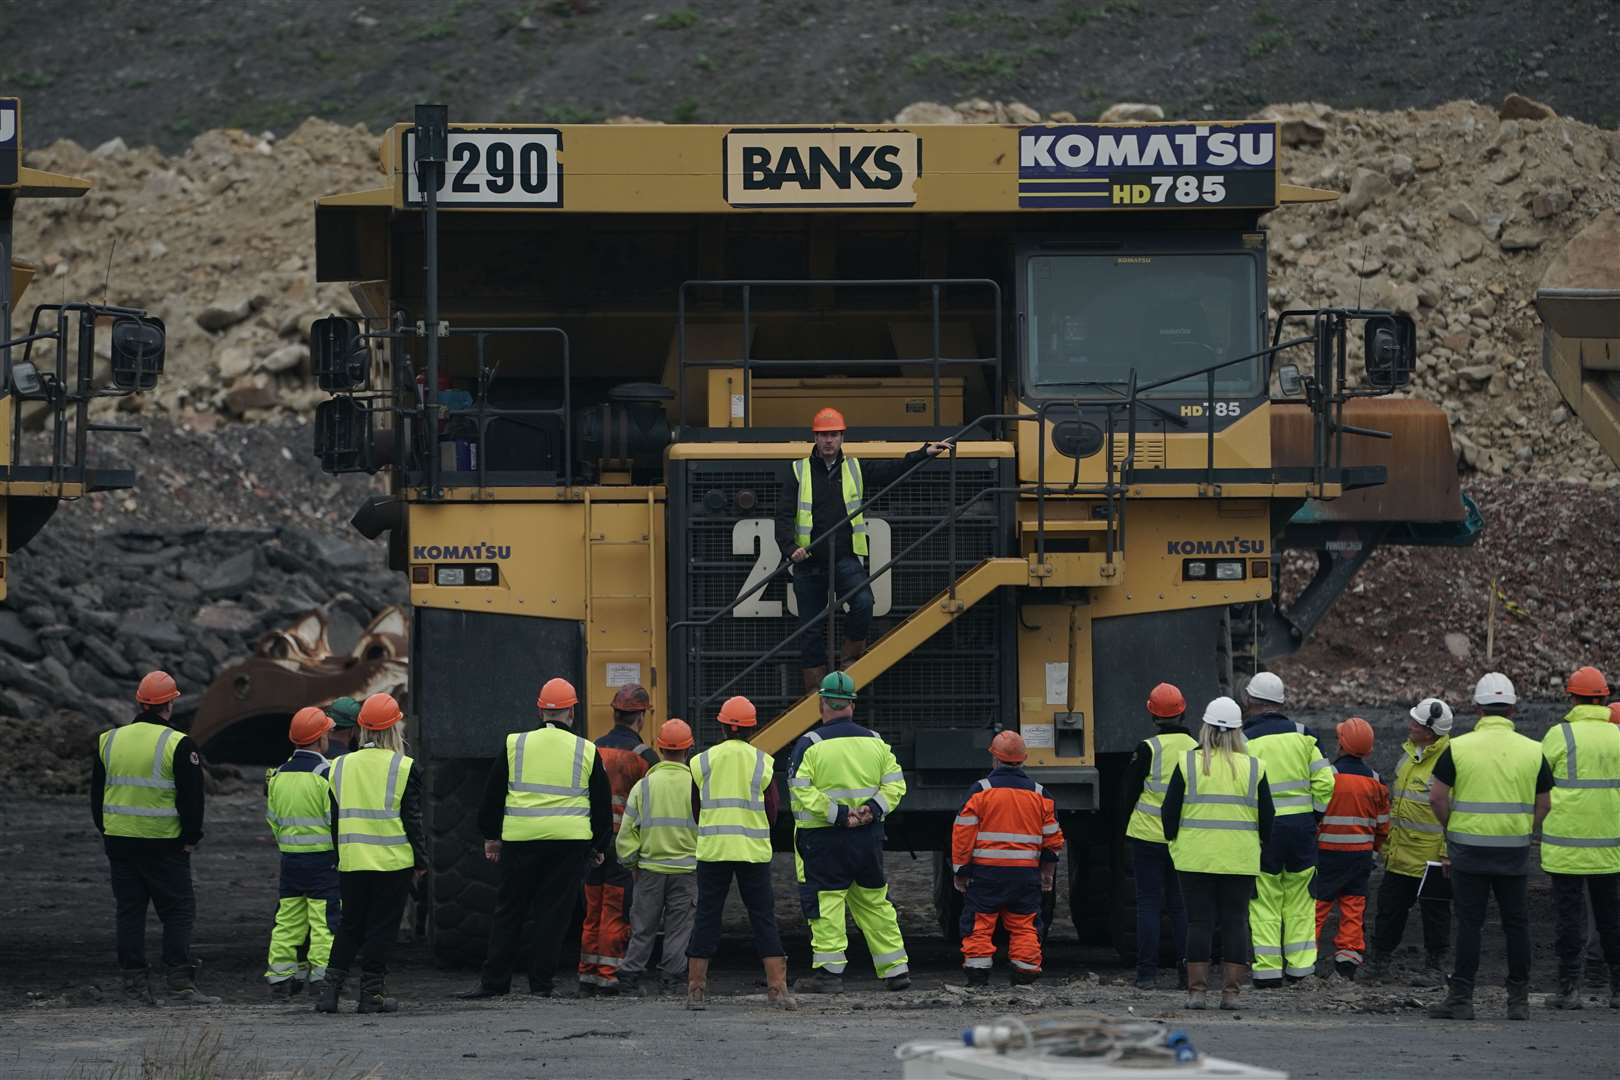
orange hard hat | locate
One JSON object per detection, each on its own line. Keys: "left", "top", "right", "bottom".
{"left": 1336, "top": 716, "right": 1375, "bottom": 757}
{"left": 717, "top": 695, "right": 758, "bottom": 728}
{"left": 289, "top": 706, "right": 335, "bottom": 746}
{"left": 1566, "top": 666, "right": 1610, "bottom": 698}
{"left": 1146, "top": 682, "right": 1186, "bottom": 719}
{"left": 655, "top": 718, "right": 695, "bottom": 751}
{"left": 610, "top": 683, "right": 652, "bottom": 712}
{"left": 537, "top": 677, "right": 579, "bottom": 710}
{"left": 358, "top": 692, "right": 403, "bottom": 731}
{"left": 135, "top": 670, "right": 181, "bottom": 706}
{"left": 990, "top": 730, "right": 1027, "bottom": 764}
{"left": 811, "top": 407, "right": 846, "bottom": 433}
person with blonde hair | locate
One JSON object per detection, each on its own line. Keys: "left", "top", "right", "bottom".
{"left": 1162, "top": 697, "right": 1275, "bottom": 1010}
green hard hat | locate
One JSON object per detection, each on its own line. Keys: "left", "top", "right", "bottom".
{"left": 818, "top": 670, "right": 857, "bottom": 701}
{"left": 326, "top": 696, "right": 362, "bottom": 728}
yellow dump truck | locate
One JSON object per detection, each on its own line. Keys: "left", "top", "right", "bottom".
{"left": 0, "top": 97, "right": 166, "bottom": 602}
{"left": 309, "top": 106, "right": 1476, "bottom": 962}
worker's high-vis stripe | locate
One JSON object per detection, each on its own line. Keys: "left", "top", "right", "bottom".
{"left": 504, "top": 727, "right": 595, "bottom": 841}
{"left": 100, "top": 723, "right": 184, "bottom": 839}
{"left": 1450, "top": 800, "right": 1533, "bottom": 813}
{"left": 1009, "top": 958, "right": 1040, "bottom": 971}
{"left": 1542, "top": 835, "right": 1620, "bottom": 847}
{"left": 963, "top": 956, "right": 994, "bottom": 969}
{"left": 954, "top": 815, "right": 978, "bottom": 826}
{"left": 1318, "top": 833, "right": 1375, "bottom": 845}
{"left": 1322, "top": 816, "right": 1376, "bottom": 827}
{"left": 1394, "top": 787, "right": 1430, "bottom": 803}
{"left": 972, "top": 848, "right": 1039, "bottom": 861}
{"left": 977, "top": 832, "right": 1042, "bottom": 845}
{"left": 697, "top": 824, "right": 771, "bottom": 838}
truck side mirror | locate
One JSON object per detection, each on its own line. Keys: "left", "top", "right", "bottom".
{"left": 312, "top": 316, "right": 370, "bottom": 392}
{"left": 1363, "top": 314, "right": 1416, "bottom": 389}
{"left": 314, "top": 396, "right": 375, "bottom": 474}
{"left": 110, "top": 316, "right": 166, "bottom": 391}
{"left": 1277, "top": 364, "right": 1304, "bottom": 397}
{"left": 9, "top": 360, "right": 44, "bottom": 398}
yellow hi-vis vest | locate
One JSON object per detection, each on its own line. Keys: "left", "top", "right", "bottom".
{"left": 1384, "top": 736, "right": 1449, "bottom": 877}
{"left": 330, "top": 747, "right": 414, "bottom": 871}
{"left": 1540, "top": 705, "right": 1620, "bottom": 874}
{"left": 1126, "top": 731, "right": 1198, "bottom": 844}
{"left": 99, "top": 722, "right": 183, "bottom": 839}
{"left": 788, "top": 727, "right": 906, "bottom": 830}
{"left": 503, "top": 726, "right": 597, "bottom": 842}
{"left": 266, "top": 754, "right": 335, "bottom": 854}
{"left": 1168, "top": 748, "right": 1264, "bottom": 876}
{"left": 617, "top": 761, "right": 698, "bottom": 873}
{"left": 691, "top": 738, "right": 774, "bottom": 863}
{"left": 1445, "top": 715, "right": 1541, "bottom": 853}
{"left": 1246, "top": 723, "right": 1335, "bottom": 818}
{"left": 793, "top": 456, "right": 867, "bottom": 557}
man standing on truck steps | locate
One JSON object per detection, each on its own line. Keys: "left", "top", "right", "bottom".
{"left": 1122, "top": 682, "right": 1197, "bottom": 990}
{"left": 458, "top": 677, "right": 613, "bottom": 1000}
{"left": 578, "top": 683, "right": 661, "bottom": 997}
{"left": 775, "top": 407, "right": 950, "bottom": 692}
{"left": 93, "top": 671, "right": 218, "bottom": 1006}
{"left": 1240, "top": 672, "right": 1335, "bottom": 987}
{"left": 788, "top": 671, "right": 911, "bottom": 993}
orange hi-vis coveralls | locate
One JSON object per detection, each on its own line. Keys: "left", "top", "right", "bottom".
{"left": 1312, "top": 754, "right": 1390, "bottom": 967}
{"left": 951, "top": 765, "right": 1064, "bottom": 975}
{"left": 578, "top": 725, "right": 658, "bottom": 991}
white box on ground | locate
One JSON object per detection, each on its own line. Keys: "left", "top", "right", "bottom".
{"left": 899, "top": 1043, "right": 1287, "bottom": 1080}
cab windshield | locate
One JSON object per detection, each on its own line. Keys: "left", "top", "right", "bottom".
{"left": 1025, "top": 253, "right": 1262, "bottom": 398}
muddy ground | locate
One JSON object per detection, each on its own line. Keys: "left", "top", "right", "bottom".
{"left": 2, "top": 706, "right": 1615, "bottom": 1079}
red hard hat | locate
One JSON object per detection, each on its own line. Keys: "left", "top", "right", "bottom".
{"left": 1566, "top": 666, "right": 1610, "bottom": 698}
{"left": 1336, "top": 717, "right": 1375, "bottom": 758}
{"left": 1146, "top": 682, "right": 1186, "bottom": 719}
{"left": 811, "top": 407, "right": 846, "bottom": 433}
{"left": 717, "top": 695, "right": 758, "bottom": 728}
{"left": 537, "top": 677, "right": 579, "bottom": 710}
{"left": 655, "top": 718, "right": 695, "bottom": 751}
{"left": 289, "top": 706, "right": 335, "bottom": 746}
{"left": 990, "top": 730, "right": 1027, "bottom": 764}
{"left": 610, "top": 683, "right": 652, "bottom": 712}
{"left": 135, "top": 670, "right": 181, "bottom": 706}
{"left": 358, "top": 692, "right": 403, "bottom": 731}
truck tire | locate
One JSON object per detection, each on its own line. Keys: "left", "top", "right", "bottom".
{"left": 1064, "top": 813, "right": 1114, "bottom": 947}
{"left": 932, "top": 850, "right": 965, "bottom": 944}
{"left": 426, "top": 757, "right": 499, "bottom": 968}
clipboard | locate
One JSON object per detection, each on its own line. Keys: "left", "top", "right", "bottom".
{"left": 1418, "top": 860, "right": 1453, "bottom": 902}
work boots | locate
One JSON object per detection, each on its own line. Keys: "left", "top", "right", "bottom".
{"left": 164, "top": 962, "right": 220, "bottom": 1006}
{"left": 121, "top": 969, "right": 156, "bottom": 1006}
{"left": 964, "top": 968, "right": 990, "bottom": 988}
{"left": 686, "top": 958, "right": 708, "bottom": 1011}
{"left": 315, "top": 968, "right": 347, "bottom": 1013}
{"left": 1184, "top": 962, "right": 1209, "bottom": 1010}
{"left": 356, "top": 973, "right": 399, "bottom": 1014}
{"left": 1410, "top": 955, "right": 1446, "bottom": 988}
{"left": 1546, "top": 978, "right": 1583, "bottom": 1010}
{"left": 1365, "top": 952, "right": 1391, "bottom": 984}
{"left": 764, "top": 956, "right": 798, "bottom": 1011}
{"left": 1220, "top": 964, "right": 1246, "bottom": 1011}
{"left": 794, "top": 969, "right": 844, "bottom": 994}
{"left": 801, "top": 665, "right": 829, "bottom": 695}
{"left": 1426, "top": 979, "right": 1475, "bottom": 1021}
{"left": 1610, "top": 972, "right": 1620, "bottom": 1010}
{"left": 1505, "top": 978, "right": 1530, "bottom": 1021}
{"left": 1009, "top": 970, "right": 1040, "bottom": 987}
{"left": 883, "top": 972, "right": 913, "bottom": 992}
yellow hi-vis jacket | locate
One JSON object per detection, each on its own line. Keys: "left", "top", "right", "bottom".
{"left": 503, "top": 726, "right": 597, "bottom": 842}
{"left": 789, "top": 724, "right": 906, "bottom": 829}
{"left": 98, "top": 722, "right": 184, "bottom": 839}
{"left": 1245, "top": 718, "right": 1335, "bottom": 819}
{"left": 691, "top": 738, "right": 774, "bottom": 863}
{"left": 1169, "top": 748, "right": 1265, "bottom": 876}
{"left": 1384, "top": 735, "right": 1450, "bottom": 877}
{"left": 793, "top": 456, "right": 867, "bottom": 556}
{"left": 1540, "top": 704, "right": 1620, "bottom": 874}
{"left": 330, "top": 747, "right": 414, "bottom": 871}
{"left": 1126, "top": 732, "right": 1199, "bottom": 844}
{"left": 266, "top": 751, "right": 335, "bottom": 854}
{"left": 1445, "top": 715, "right": 1542, "bottom": 853}
{"left": 617, "top": 761, "right": 698, "bottom": 873}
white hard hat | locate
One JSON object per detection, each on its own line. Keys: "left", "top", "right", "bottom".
{"left": 1244, "top": 671, "right": 1285, "bottom": 705}
{"left": 1473, "top": 672, "right": 1518, "bottom": 707}
{"left": 1202, "top": 696, "right": 1244, "bottom": 730}
{"left": 1408, "top": 697, "right": 1454, "bottom": 735}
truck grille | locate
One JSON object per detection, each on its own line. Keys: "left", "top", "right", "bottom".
{"left": 673, "top": 458, "right": 1006, "bottom": 751}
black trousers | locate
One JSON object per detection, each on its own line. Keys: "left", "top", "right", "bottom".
{"left": 1178, "top": 871, "right": 1252, "bottom": 965}
{"left": 1550, "top": 872, "right": 1620, "bottom": 983}
{"left": 1371, "top": 869, "right": 1450, "bottom": 959}
{"left": 481, "top": 839, "right": 591, "bottom": 992}
{"left": 109, "top": 848, "right": 195, "bottom": 971}
{"left": 328, "top": 869, "right": 414, "bottom": 976}
{"left": 1132, "top": 840, "right": 1186, "bottom": 977}
{"left": 687, "top": 860, "right": 784, "bottom": 959}
{"left": 1450, "top": 870, "right": 1530, "bottom": 993}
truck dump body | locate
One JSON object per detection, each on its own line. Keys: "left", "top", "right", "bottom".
{"left": 1536, "top": 289, "right": 1620, "bottom": 468}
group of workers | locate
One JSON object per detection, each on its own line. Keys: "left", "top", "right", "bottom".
{"left": 1126, "top": 666, "right": 1620, "bottom": 1017}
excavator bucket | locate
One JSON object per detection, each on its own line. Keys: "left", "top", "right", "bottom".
{"left": 1536, "top": 288, "right": 1620, "bottom": 469}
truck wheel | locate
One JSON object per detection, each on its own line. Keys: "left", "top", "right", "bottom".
{"left": 1064, "top": 814, "right": 1113, "bottom": 947}
{"left": 932, "top": 850, "right": 965, "bottom": 944}
{"left": 426, "top": 758, "right": 499, "bottom": 968}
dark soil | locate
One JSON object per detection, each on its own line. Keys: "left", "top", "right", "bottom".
{"left": 3, "top": 0, "right": 1617, "bottom": 153}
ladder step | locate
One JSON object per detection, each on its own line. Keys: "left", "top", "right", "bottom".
{"left": 1019, "top": 518, "right": 1109, "bottom": 534}
{"left": 591, "top": 594, "right": 653, "bottom": 600}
